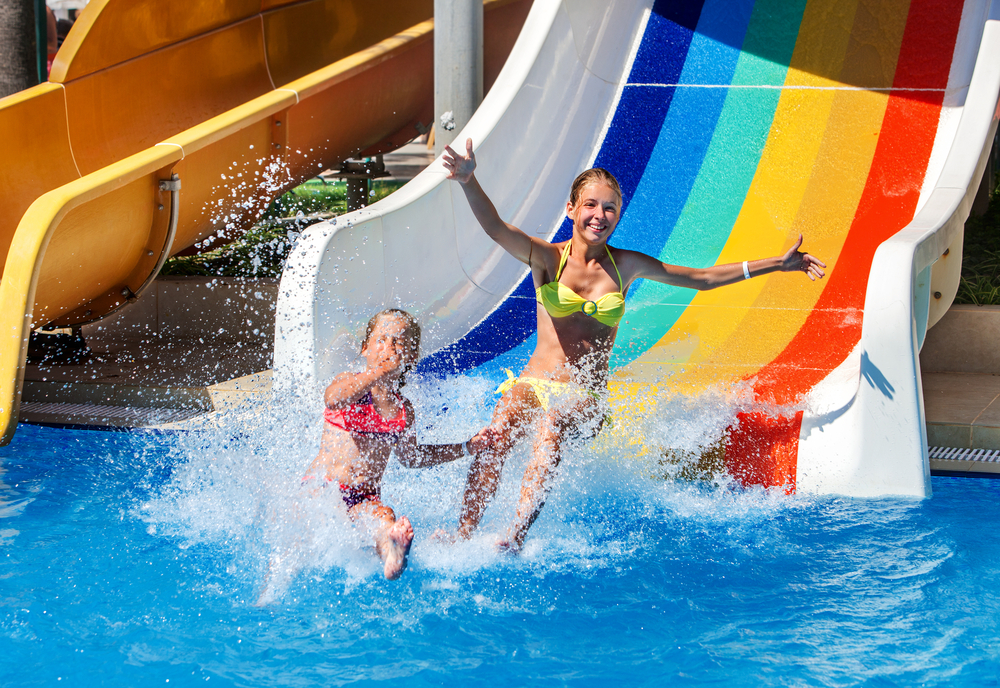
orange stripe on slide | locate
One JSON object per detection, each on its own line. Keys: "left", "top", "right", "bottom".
{"left": 726, "top": 0, "right": 964, "bottom": 489}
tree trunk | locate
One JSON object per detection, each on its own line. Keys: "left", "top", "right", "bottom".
{"left": 0, "top": 0, "right": 39, "bottom": 98}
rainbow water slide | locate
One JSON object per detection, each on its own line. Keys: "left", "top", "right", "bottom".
{"left": 0, "top": 0, "right": 532, "bottom": 444}
{"left": 276, "top": 0, "right": 1000, "bottom": 497}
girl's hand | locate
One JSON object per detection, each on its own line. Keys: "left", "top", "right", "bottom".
{"left": 780, "top": 234, "right": 827, "bottom": 281}
{"left": 371, "top": 336, "right": 405, "bottom": 378}
{"left": 467, "top": 427, "right": 500, "bottom": 456}
{"left": 442, "top": 138, "right": 477, "bottom": 183}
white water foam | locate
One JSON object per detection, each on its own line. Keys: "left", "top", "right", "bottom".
{"left": 139, "top": 368, "right": 810, "bottom": 603}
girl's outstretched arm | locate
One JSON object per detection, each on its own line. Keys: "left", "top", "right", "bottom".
{"left": 442, "top": 138, "right": 541, "bottom": 265}
{"left": 626, "top": 234, "right": 827, "bottom": 291}
{"left": 396, "top": 427, "right": 499, "bottom": 469}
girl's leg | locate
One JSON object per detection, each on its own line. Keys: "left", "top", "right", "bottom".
{"left": 501, "top": 397, "right": 602, "bottom": 551}
{"left": 350, "top": 500, "right": 413, "bottom": 580}
{"left": 457, "top": 383, "right": 540, "bottom": 539}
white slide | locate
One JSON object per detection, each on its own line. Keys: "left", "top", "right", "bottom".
{"left": 275, "top": 0, "right": 1000, "bottom": 497}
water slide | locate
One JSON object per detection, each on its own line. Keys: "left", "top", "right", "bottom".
{"left": 0, "top": 0, "right": 532, "bottom": 444}
{"left": 276, "top": 0, "right": 1000, "bottom": 498}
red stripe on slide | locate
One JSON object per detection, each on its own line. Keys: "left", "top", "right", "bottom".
{"left": 726, "top": 411, "right": 803, "bottom": 491}
{"left": 726, "top": 0, "right": 964, "bottom": 488}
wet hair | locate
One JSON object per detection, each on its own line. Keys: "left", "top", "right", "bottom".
{"left": 569, "top": 168, "right": 622, "bottom": 207}
{"left": 361, "top": 308, "right": 421, "bottom": 387}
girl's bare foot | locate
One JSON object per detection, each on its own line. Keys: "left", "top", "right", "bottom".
{"left": 431, "top": 522, "right": 478, "bottom": 543}
{"left": 496, "top": 538, "right": 521, "bottom": 555}
{"left": 383, "top": 516, "right": 413, "bottom": 580}
{"left": 431, "top": 528, "right": 457, "bottom": 544}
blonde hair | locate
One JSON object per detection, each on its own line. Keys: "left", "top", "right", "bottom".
{"left": 361, "top": 309, "right": 421, "bottom": 387}
{"left": 569, "top": 168, "right": 622, "bottom": 207}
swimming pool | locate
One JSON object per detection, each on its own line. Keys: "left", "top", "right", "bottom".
{"left": 2, "top": 387, "right": 999, "bottom": 686}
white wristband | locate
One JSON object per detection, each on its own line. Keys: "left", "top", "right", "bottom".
{"left": 742, "top": 261, "right": 751, "bottom": 280}
{"left": 463, "top": 440, "right": 472, "bottom": 457}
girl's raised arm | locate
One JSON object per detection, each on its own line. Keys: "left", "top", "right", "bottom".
{"left": 626, "top": 234, "right": 826, "bottom": 291}
{"left": 323, "top": 338, "right": 404, "bottom": 409}
{"left": 443, "top": 138, "right": 537, "bottom": 265}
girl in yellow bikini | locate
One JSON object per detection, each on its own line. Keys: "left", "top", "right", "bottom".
{"left": 442, "top": 139, "right": 827, "bottom": 552}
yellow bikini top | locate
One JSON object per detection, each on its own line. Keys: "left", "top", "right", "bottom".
{"left": 536, "top": 243, "right": 625, "bottom": 327}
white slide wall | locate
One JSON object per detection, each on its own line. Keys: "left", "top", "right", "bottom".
{"left": 275, "top": 0, "right": 648, "bottom": 390}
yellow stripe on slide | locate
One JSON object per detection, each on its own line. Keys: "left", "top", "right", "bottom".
{"left": 690, "top": 0, "right": 913, "bottom": 387}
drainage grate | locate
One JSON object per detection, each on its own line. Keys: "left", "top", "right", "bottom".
{"left": 929, "top": 446, "right": 1000, "bottom": 463}
{"left": 19, "top": 401, "right": 203, "bottom": 425}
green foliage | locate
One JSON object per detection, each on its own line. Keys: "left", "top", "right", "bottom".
{"left": 161, "top": 179, "right": 405, "bottom": 277}
{"left": 262, "top": 179, "right": 348, "bottom": 219}
{"left": 956, "top": 249, "right": 1000, "bottom": 305}
{"left": 160, "top": 222, "right": 298, "bottom": 278}
{"left": 956, "top": 171, "right": 1000, "bottom": 305}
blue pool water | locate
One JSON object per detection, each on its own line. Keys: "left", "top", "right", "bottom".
{"left": 2, "top": 386, "right": 1000, "bottom": 686}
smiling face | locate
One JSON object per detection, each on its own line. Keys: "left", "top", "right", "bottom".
{"left": 566, "top": 181, "right": 621, "bottom": 244}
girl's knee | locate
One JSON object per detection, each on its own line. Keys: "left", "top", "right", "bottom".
{"left": 351, "top": 500, "right": 395, "bottom": 525}
{"left": 471, "top": 449, "right": 505, "bottom": 480}
{"left": 538, "top": 412, "right": 572, "bottom": 442}
{"left": 374, "top": 504, "right": 396, "bottom": 523}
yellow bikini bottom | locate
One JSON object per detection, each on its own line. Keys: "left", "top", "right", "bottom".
{"left": 495, "top": 369, "right": 602, "bottom": 412}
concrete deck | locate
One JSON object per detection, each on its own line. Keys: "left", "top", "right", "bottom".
{"left": 922, "top": 372, "right": 1000, "bottom": 450}
{"left": 18, "top": 275, "right": 277, "bottom": 431}
{"left": 920, "top": 305, "right": 1000, "bottom": 449}
{"left": 380, "top": 140, "right": 435, "bottom": 181}
{"left": 21, "top": 346, "right": 271, "bottom": 432}
{"left": 920, "top": 304, "right": 1000, "bottom": 477}
{"left": 319, "top": 140, "right": 435, "bottom": 184}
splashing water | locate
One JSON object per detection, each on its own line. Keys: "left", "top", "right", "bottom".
{"left": 2, "top": 373, "right": 1000, "bottom": 685}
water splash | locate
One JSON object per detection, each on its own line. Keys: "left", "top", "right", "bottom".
{"left": 138, "top": 366, "right": 802, "bottom": 604}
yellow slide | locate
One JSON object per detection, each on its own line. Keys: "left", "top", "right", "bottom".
{"left": 0, "top": 0, "right": 531, "bottom": 444}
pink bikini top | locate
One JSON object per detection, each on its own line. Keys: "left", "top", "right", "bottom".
{"left": 323, "top": 390, "right": 407, "bottom": 435}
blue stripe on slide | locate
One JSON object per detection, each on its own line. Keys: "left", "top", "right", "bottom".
{"left": 610, "top": 0, "right": 807, "bottom": 369}
{"left": 599, "top": 0, "right": 755, "bottom": 260}
{"left": 596, "top": 0, "right": 707, "bottom": 216}
{"left": 418, "top": 0, "right": 707, "bottom": 376}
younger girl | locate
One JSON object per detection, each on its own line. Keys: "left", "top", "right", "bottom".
{"left": 302, "top": 308, "right": 493, "bottom": 579}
